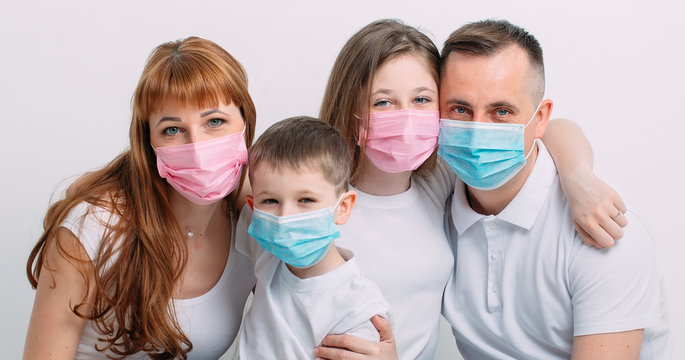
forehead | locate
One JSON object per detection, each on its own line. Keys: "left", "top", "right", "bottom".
{"left": 151, "top": 99, "right": 235, "bottom": 113}
{"left": 439, "top": 45, "right": 534, "bottom": 105}
{"left": 372, "top": 54, "right": 438, "bottom": 90}
{"left": 250, "top": 163, "right": 335, "bottom": 193}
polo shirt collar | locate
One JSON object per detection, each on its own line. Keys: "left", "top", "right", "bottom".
{"left": 450, "top": 139, "right": 558, "bottom": 234}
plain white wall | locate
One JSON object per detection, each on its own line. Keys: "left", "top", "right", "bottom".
{"left": 2, "top": 0, "right": 682, "bottom": 358}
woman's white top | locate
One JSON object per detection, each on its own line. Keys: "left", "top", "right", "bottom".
{"left": 61, "top": 201, "right": 256, "bottom": 359}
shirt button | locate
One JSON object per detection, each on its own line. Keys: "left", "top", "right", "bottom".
{"left": 492, "top": 284, "right": 499, "bottom": 293}
{"left": 491, "top": 250, "right": 501, "bottom": 261}
{"left": 487, "top": 222, "right": 497, "bottom": 231}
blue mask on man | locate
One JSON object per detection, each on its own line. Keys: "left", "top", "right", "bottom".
{"left": 248, "top": 197, "right": 343, "bottom": 268}
{"left": 438, "top": 104, "right": 540, "bottom": 190}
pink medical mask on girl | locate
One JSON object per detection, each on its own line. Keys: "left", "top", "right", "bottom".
{"left": 358, "top": 109, "right": 439, "bottom": 173}
{"left": 155, "top": 129, "right": 247, "bottom": 205}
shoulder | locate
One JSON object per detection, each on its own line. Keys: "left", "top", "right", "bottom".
{"left": 413, "top": 157, "right": 457, "bottom": 208}
{"left": 568, "top": 211, "right": 657, "bottom": 270}
{"left": 60, "top": 200, "right": 121, "bottom": 261}
{"left": 567, "top": 210, "right": 665, "bottom": 335}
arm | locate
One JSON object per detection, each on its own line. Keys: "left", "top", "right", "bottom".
{"left": 314, "top": 315, "right": 398, "bottom": 360}
{"left": 23, "top": 228, "right": 94, "bottom": 360}
{"left": 543, "top": 118, "right": 628, "bottom": 248}
{"left": 572, "top": 330, "right": 643, "bottom": 360}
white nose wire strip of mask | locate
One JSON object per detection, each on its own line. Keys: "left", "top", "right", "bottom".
{"left": 439, "top": 119, "right": 524, "bottom": 132}
{"left": 253, "top": 194, "right": 344, "bottom": 224}
{"left": 371, "top": 110, "right": 439, "bottom": 120}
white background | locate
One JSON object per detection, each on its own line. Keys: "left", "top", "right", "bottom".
{"left": 1, "top": 0, "right": 682, "bottom": 358}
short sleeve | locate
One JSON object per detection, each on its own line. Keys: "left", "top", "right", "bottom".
{"left": 60, "top": 201, "right": 118, "bottom": 261}
{"left": 568, "top": 211, "right": 664, "bottom": 336}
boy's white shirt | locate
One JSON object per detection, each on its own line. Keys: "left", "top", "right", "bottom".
{"left": 235, "top": 207, "right": 391, "bottom": 359}
{"left": 236, "top": 158, "right": 456, "bottom": 360}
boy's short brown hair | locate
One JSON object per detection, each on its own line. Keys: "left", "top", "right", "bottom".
{"left": 248, "top": 116, "right": 352, "bottom": 195}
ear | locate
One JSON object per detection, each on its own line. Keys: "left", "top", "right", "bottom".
{"left": 534, "top": 99, "right": 553, "bottom": 139}
{"left": 245, "top": 194, "right": 254, "bottom": 211}
{"left": 333, "top": 190, "right": 357, "bottom": 225}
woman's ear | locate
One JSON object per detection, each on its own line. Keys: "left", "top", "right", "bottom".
{"left": 334, "top": 190, "right": 357, "bottom": 225}
{"left": 245, "top": 194, "right": 254, "bottom": 211}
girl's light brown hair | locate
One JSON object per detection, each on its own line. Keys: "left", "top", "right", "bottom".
{"left": 319, "top": 19, "right": 440, "bottom": 183}
{"left": 26, "top": 36, "right": 256, "bottom": 359}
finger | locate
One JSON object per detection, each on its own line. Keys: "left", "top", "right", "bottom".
{"left": 611, "top": 191, "right": 628, "bottom": 215}
{"left": 575, "top": 222, "right": 604, "bottom": 248}
{"left": 600, "top": 214, "right": 625, "bottom": 241}
{"left": 320, "top": 334, "right": 374, "bottom": 354}
{"left": 613, "top": 212, "right": 628, "bottom": 228}
{"left": 314, "top": 345, "right": 364, "bottom": 360}
{"left": 579, "top": 220, "right": 615, "bottom": 248}
{"left": 371, "top": 315, "right": 394, "bottom": 342}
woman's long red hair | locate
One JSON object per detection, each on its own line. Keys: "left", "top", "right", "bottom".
{"left": 26, "top": 37, "right": 256, "bottom": 359}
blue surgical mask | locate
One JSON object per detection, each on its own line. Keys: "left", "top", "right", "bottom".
{"left": 438, "top": 104, "right": 540, "bottom": 190}
{"left": 248, "top": 196, "right": 343, "bottom": 268}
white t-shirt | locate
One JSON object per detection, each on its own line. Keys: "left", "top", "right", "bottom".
{"left": 61, "top": 201, "right": 256, "bottom": 359}
{"left": 235, "top": 160, "right": 455, "bottom": 359}
{"left": 337, "top": 160, "right": 456, "bottom": 359}
{"left": 442, "top": 141, "right": 671, "bottom": 359}
{"left": 235, "top": 234, "right": 391, "bottom": 360}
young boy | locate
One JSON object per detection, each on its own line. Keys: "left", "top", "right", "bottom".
{"left": 235, "top": 116, "right": 392, "bottom": 359}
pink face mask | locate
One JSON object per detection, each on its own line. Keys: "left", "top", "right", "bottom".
{"left": 155, "top": 130, "right": 248, "bottom": 205}
{"left": 358, "top": 109, "right": 440, "bottom": 173}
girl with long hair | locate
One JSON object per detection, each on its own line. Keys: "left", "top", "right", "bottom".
{"left": 24, "top": 37, "right": 257, "bottom": 359}
{"left": 314, "top": 19, "right": 626, "bottom": 359}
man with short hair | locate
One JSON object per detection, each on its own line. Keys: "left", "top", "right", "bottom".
{"left": 439, "top": 19, "right": 670, "bottom": 359}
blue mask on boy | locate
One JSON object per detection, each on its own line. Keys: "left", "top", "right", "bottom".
{"left": 248, "top": 197, "right": 343, "bottom": 268}
{"left": 438, "top": 104, "right": 539, "bottom": 190}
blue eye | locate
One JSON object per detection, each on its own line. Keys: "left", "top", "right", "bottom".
{"left": 208, "top": 118, "right": 225, "bottom": 127}
{"left": 414, "top": 96, "right": 431, "bottom": 104}
{"left": 374, "top": 100, "right": 391, "bottom": 108}
{"left": 455, "top": 106, "right": 467, "bottom": 114}
{"left": 496, "top": 109, "right": 510, "bottom": 116}
{"left": 263, "top": 199, "right": 278, "bottom": 205}
{"left": 299, "top": 197, "right": 315, "bottom": 204}
{"left": 163, "top": 127, "right": 180, "bottom": 136}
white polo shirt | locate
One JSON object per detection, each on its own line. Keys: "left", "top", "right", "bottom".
{"left": 442, "top": 141, "right": 670, "bottom": 359}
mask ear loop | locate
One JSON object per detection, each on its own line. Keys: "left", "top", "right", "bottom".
{"left": 523, "top": 102, "right": 543, "bottom": 129}
{"left": 332, "top": 193, "right": 345, "bottom": 213}
{"left": 523, "top": 102, "right": 543, "bottom": 160}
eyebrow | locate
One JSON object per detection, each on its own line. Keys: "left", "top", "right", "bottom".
{"left": 443, "top": 98, "right": 472, "bottom": 107}
{"left": 371, "top": 86, "right": 437, "bottom": 96}
{"left": 200, "top": 109, "right": 227, "bottom": 117}
{"left": 443, "top": 98, "right": 521, "bottom": 113}
{"left": 155, "top": 116, "right": 181, "bottom": 127}
{"left": 489, "top": 101, "right": 520, "bottom": 113}
{"left": 154, "top": 109, "right": 228, "bottom": 127}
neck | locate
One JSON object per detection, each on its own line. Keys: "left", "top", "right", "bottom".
{"left": 168, "top": 189, "right": 226, "bottom": 240}
{"left": 354, "top": 154, "right": 412, "bottom": 195}
{"left": 287, "top": 242, "right": 345, "bottom": 279}
{"left": 467, "top": 143, "right": 539, "bottom": 215}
